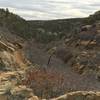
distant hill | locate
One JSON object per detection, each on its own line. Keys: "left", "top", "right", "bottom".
{"left": 0, "top": 8, "right": 100, "bottom": 43}
{"left": 28, "top": 18, "right": 84, "bottom": 42}
{"left": 28, "top": 10, "right": 100, "bottom": 43}
{"left": 83, "top": 10, "right": 100, "bottom": 24}
{"left": 0, "top": 8, "right": 32, "bottom": 39}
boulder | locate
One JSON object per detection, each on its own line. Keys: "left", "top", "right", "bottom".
{"left": 52, "top": 91, "right": 100, "bottom": 100}
{"left": 10, "top": 85, "right": 33, "bottom": 97}
{"left": 0, "top": 81, "right": 12, "bottom": 95}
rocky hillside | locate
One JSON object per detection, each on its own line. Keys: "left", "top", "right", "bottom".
{"left": 0, "top": 39, "right": 36, "bottom": 100}
{"left": 21, "top": 14, "right": 100, "bottom": 100}
{"left": 0, "top": 8, "right": 100, "bottom": 43}
{"left": 0, "top": 8, "right": 100, "bottom": 100}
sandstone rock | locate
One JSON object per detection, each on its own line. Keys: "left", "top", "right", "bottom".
{"left": 51, "top": 94, "right": 67, "bottom": 100}
{"left": 0, "top": 81, "right": 12, "bottom": 95}
{"left": 0, "top": 40, "right": 36, "bottom": 100}
{"left": 0, "top": 70, "right": 38, "bottom": 100}
{"left": 52, "top": 91, "right": 100, "bottom": 100}
{"left": 0, "top": 40, "right": 29, "bottom": 71}
{"left": 10, "top": 85, "right": 34, "bottom": 100}
{"left": 28, "top": 96, "right": 39, "bottom": 100}
{"left": 0, "top": 95, "right": 8, "bottom": 100}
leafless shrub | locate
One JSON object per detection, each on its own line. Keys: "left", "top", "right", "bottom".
{"left": 22, "top": 67, "right": 66, "bottom": 99}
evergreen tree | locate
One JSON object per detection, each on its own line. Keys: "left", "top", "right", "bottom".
{"left": 5, "top": 8, "right": 9, "bottom": 17}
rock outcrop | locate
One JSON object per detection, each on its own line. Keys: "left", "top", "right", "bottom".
{"left": 51, "top": 91, "right": 100, "bottom": 100}
{"left": 0, "top": 40, "right": 36, "bottom": 100}
{"left": 0, "top": 40, "right": 30, "bottom": 71}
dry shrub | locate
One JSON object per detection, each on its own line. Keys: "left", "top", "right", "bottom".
{"left": 55, "top": 47, "right": 73, "bottom": 63}
{"left": 22, "top": 67, "right": 65, "bottom": 99}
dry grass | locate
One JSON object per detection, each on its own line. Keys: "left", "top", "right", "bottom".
{"left": 22, "top": 67, "right": 66, "bottom": 99}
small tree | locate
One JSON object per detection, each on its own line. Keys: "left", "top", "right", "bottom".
{"left": 5, "top": 8, "right": 9, "bottom": 17}
{"left": 47, "top": 47, "right": 57, "bottom": 66}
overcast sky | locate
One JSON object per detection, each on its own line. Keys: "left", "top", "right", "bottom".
{"left": 0, "top": 0, "right": 100, "bottom": 20}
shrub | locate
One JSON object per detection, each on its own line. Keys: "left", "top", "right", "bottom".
{"left": 55, "top": 47, "right": 73, "bottom": 63}
{"left": 22, "top": 67, "right": 65, "bottom": 99}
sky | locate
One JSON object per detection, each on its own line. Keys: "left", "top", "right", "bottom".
{"left": 0, "top": 0, "right": 100, "bottom": 20}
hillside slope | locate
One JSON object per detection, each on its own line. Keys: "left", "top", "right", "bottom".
{"left": 0, "top": 9, "right": 32, "bottom": 39}
{"left": 0, "top": 8, "right": 100, "bottom": 99}
{"left": 0, "top": 8, "right": 99, "bottom": 43}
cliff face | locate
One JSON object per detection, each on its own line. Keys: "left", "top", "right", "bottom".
{"left": 0, "top": 40, "right": 29, "bottom": 71}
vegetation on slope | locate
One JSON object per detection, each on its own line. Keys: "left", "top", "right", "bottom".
{"left": 0, "top": 8, "right": 32, "bottom": 39}
{"left": 28, "top": 18, "right": 84, "bottom": 42}
{"left": 0, "top": 8, "right": 99, "bottom": 43}
{"left": 83, "top": 10, "right": 100, "bottom": 24}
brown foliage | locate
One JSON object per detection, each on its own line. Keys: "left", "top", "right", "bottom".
{"left": 22, "top": 67, "right": 65, "bottom": 99}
